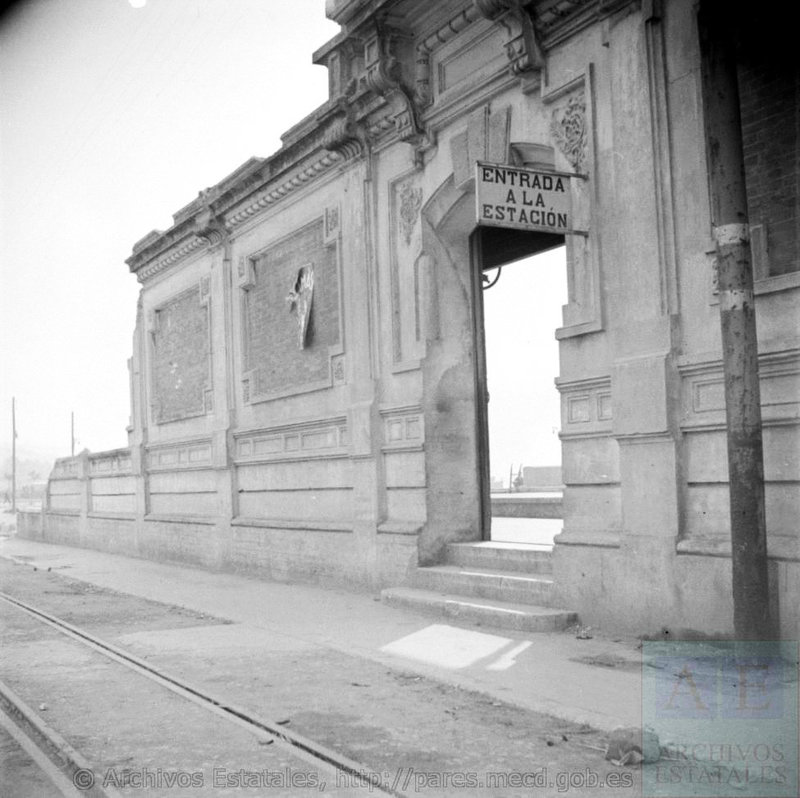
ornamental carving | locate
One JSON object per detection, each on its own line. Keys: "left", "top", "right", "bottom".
{"left": 332, "top": 355, "right": 346, "bottom": 384}
{"left": 399, "top": 183, "right": 423, "bottom": 245}
{"left": 550, "top": 91, "right": 587, "bottom": 172}
{"left": 474, "top": 0, "right": 543, "bottom": 75}
{"left": 362, "top": 27, "right": 427, "bottom": 147}
{"left": 193, "top": 207, "right": 228, "bottom": 247}
{"left": 286, "top": 264, "right": 315, "bottom": 350}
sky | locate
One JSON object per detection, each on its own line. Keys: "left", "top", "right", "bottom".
{"left": 0, "top": 0, "right": 566, "bottom": 483}
{"left": 484, "top": 252, "right": 566, "bottom": 483}
{"left": 0, "top": 0, "right": 338, "bottom": 463}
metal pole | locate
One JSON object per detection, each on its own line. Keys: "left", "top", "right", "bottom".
{"left": 11, "top": 397, "right": 16, "bottom": 513}
{"left": 698, "top": 2, "right": 775, "bottom": 640}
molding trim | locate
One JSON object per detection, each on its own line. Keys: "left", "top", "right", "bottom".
{"left": 146, "top": 438, "right": 214, "bottom": 471}
{"left": 380, "top": 404, "right": 424, "bottom": 450}
{"left": 677, "top": 534, "right": 799, "bottom": 562}
{"left": 234, "top": 416, "right": 349, "bottom": 464}
{"left": 88, "top": 449, "right": 133, "bottom": 476}
{"left": 144, "top": 513, "right": 217, "bottom": 526}
{"left": 232, "top": 517, "right": 353, "bottom": 533}
{"left": 226, "top": 152, "right": 345, "bottom": 231}
{"left": 679, "top": 347, "right": 800, "bottom": 430}
{"left": 553, "top": 528, "right": 620, "bottom": 548}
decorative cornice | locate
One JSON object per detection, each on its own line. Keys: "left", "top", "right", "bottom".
{"left": 414, "top": 1, "right": 543, "bottom": 111}
{"left": 533, "top": 0, "right": 593, "bottom": 33}
{"left": 132, "top": 235, "right": 206, "bottom": 284}
{"left": 415, "top": 5, "right": 482, "bottom": 108}
{"left": 193, "top": 206, "right": 229, "bottom": 247}
{"left": 360, "top": 22, "right": 429, "bottom": 148}
{"left": 318, "top": 100, "right": 367, "bottom": 159}
{"left": 126, "top": 0, "right": 615, "bottom": 284}
{"left": 475, "top": 0, "right": 544, "bottom": 74}
{"left": 225, "top": 150, "right": 344, "bottom": 230}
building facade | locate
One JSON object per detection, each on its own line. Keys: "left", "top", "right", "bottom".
{"left": 25, "top": 0, "right": 799, "bottom": 637}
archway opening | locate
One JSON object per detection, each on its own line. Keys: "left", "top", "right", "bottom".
{"left": 474, "top": 228, "right": 567, "bottom": 545}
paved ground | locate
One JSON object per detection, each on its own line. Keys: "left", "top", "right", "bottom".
{"left": 0, "top": 534, "right": 649, "bottom": 797}
{"left": 0, "top": 536, "right": 643, "bottom": 732}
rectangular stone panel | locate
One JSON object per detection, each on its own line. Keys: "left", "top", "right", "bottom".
{"left": 238, "top": 488, "right": 353, "bottom": 523}
{"left": 244, "top": 220, "right": 339, "bottom": 399}
{"left": 152, "top": 286, "right": 210, "bottom": 423}
{"left": 91, "top": 494, "right": 136, "bottom": 514}
{"left": 236, "top": 459, "right": 352, "bottom": 492}
{"left": 149, "top": 492, "right": 217, "bottom": 517}
{"left": 561, "top": 437, "right": 620, "bottom": 484}
{"left": 383, "top": 451, "right": 426, "bottom": 489}
{"left": 90, "top": 476, "right": 136, "bottom": 496}
{"left": 386, "top": 488, "right": 427, "bottom": 522}
{"left": 148, "top": 469, "right": 217, "bottom": 494}
{"left": 561, "top": 484, "right": 621, "bottom": 532}
{"left": 49, "top": 494, "right": 81, "bottom": 512}
{"left": 49, "top": 479, "right": 82, "bottom": 496}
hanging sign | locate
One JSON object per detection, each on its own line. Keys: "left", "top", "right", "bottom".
{"left": 476, "top": 161, "right": 578, "bottom": 234}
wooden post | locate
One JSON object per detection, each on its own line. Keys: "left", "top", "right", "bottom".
{"left": 698, "top": 1, "right": 775, "bottom": 640}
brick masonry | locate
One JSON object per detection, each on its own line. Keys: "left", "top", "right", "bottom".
{"left": 739, "top": 59, "right": 799, "bottom": 277}
{"left": 245, "top": 220, "right": 339, "bottom": 398}
{"left": 152, "top": 286, "right": 210, "bottom": 422}
{"left": 28, "top": 0, "right": 800, "bottom": 637}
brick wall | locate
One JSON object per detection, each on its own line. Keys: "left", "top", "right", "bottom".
{"left": 152, "top": 286, "right": 210, "bottom": 422}
{"left": 739, "top": 60, "right": 799, "bottom": 276}
{"left": 245, "top": 220, "right": 339, "bottom": 397}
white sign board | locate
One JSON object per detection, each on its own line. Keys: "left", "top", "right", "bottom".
{"left": 476, "top": 161, "right": 575, "bottom": 234}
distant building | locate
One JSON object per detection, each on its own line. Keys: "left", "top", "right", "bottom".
{"left": 25, "top": 0, "right": 799, "bottom": 637}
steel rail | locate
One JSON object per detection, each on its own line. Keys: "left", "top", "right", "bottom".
{"left": 0, "top": 590, "right": 407, "bottom": 797}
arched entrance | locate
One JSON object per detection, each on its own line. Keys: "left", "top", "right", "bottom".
{"left": 471, "top": 227, "right": 566, "bottom": 542}
{"left": 417, "top": 174, "right": 569, "bottom": 562}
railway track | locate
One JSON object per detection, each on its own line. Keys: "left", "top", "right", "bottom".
{"left": 0, "top": 590, "right": 407, "bottom": 798}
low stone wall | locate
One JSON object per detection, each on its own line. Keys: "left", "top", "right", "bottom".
{"left": 491, "top": 495, "right": 563, "bottom": 519}
{"left": 15, "top": 510, "right": 43, "bottom": 540}
{"left": 19, "top": 450, "right": 417, "bottom": 591}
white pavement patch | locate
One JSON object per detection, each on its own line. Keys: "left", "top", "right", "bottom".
{"left": 485, "top": 640, "right": 533, "bottom": 671}
{"left": 381, "top": 623, "right": 525, "bottom": 670}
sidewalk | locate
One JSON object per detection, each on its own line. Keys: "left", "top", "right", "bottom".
{"left": 0, "top": 534, "right": 643, "bottom": 734}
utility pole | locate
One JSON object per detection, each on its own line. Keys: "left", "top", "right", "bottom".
{"left": 698, "top": 1, "right": 775, "bottom": 640}
{"left": 11, "top": 397, "right": 17, "bottom": 513}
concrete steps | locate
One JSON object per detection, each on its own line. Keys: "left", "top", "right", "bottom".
{"left": 445, "top": 541, "right": 553, "bottom": 573}
{"left": 381, "top": 587, "right": 577, "bottom": 633}
{"left": 413, "top": 564, "right": 555, "bottom": 605}
{"left": 381, "top": 540, "right": 578, "bottom": 633}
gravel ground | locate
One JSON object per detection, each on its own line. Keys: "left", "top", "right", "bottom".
{"left": 1, "top": 559, "right": 643, "bottom": 797}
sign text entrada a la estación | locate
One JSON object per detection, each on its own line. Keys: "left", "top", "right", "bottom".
{"left": 476, "top": 162, "right": 577, "bottom": 234}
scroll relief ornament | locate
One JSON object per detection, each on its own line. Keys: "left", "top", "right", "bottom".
{"left": 550, "top": 92, "right": 587, "bottom": 173}
{"left": 399, "top": 183, "right": 423, "bottom": 246}
{"left": 286, "top": 264, "right": 314, "bottom": 350}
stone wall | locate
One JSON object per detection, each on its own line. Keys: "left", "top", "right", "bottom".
{"left": 151, "top": 285, "right": 211, "bottom": 423}
{"left": 23, "top": 0, "right": 800, "bottom": 637}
